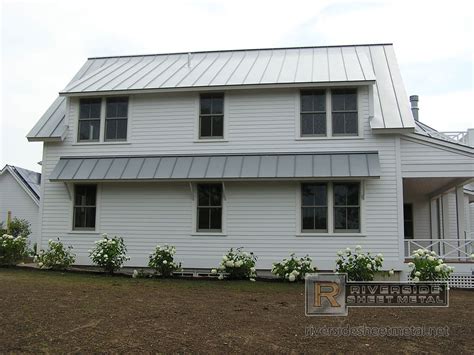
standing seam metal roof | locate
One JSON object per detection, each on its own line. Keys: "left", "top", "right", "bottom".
{"left": 27, "top": 44, "right": 415, "bottom": 141}
{"left": 49, "top": 152, "right": 380, "bottom": 181}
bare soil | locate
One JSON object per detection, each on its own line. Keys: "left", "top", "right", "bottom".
{"left": 0, "top": 268, "right": 473, "bottom": 354}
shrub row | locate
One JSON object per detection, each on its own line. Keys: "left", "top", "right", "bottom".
{"left": 2, "top": 232, "right": 463, "bottom": 282}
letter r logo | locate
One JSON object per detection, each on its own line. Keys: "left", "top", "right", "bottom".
{"left": 314, "top": 282, "right": 341, "bottom": 307}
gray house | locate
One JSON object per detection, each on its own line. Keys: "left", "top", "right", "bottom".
{"left": 27, "top": 44, "right": 474, "bottom": 280}
{"left": 0, "top": 165, "right": 41, "bottom": 243}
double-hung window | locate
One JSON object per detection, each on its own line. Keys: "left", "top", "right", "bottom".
{"left": 300, "top": 90, "right": 326, "bottom": 136}
{"left": 73, "top": 185, "right": 97, "bottom": 230}
{"left": 197, "top": 184, "right": 223, "bottom": 232}
{"left": 78, "top": 98, "right": 101, "bottom": 141}
{"left": 301, "top": 183, "right": 328, "bottom": 232}
{"left": 331, "top": 89, "right": 358, "bottom": 136}
{"left": 105, "top": 97, "right": 128, "bottom": 141}
{"left": 333, "top": 182, "right": 360, "bottom": 232}
{"left": 199, "top": 93, "right": 224, "bottom": 139}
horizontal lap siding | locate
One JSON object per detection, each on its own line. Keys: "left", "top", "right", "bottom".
{"left": 39, "top": 87, "right": 402, "bottom": 269}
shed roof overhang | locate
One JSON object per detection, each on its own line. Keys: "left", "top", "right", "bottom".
{"left": 49, "top": 152, "right": 381, "bottom": 182}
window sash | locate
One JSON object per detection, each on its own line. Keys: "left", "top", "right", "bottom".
{"left": 199, "top": 94, "right": 224, "bottom": 139}
{"left": 78, "top": 118, "right": 101, "bottom": 142}
{"left": 197, "top": 184, "right": 223, "bottom": 232}
{"left": 105, "top": 117, "right": 128, "bottom": 141}
{"left": 301, "top": 183, "right": 328, "bottom": 232}
{"left": 333, "top": 183, "right": 360, "bottom": 232}
{"left": 331, "top": 89, "right": 358, "bottom": 136}
{"left": 199, "top": 114, "right": 224, "bottom": 138}
{"left": 73, "top": 185, "right": 97, "bottom": 230}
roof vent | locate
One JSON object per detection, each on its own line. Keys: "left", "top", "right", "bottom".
{"left": 410, "top": 95, "right": 419, "bottom": 121}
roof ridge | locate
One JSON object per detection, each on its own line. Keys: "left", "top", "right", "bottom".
{"left": 87, "top": 43, "right": 394, "bottom": 60}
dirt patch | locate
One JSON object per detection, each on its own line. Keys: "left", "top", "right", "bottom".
{"left": 0, "top": 268, "right": 473, "bottom": 353}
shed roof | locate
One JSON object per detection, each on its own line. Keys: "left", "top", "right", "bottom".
{"left": 0, "top": 165, "right": 41, "bottom": 202}
{"left": 27, "top": 43, "right": 415, "bottom": 141}
{"left": 49, "top": 152, "right": 380, "bottom": 182}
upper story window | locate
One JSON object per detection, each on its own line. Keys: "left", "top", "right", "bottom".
{"left": 197, "top": 183, "right": 222, "bottom": 232}
{"left": 78, "top": 98, "right": 101, "bottom": 142}
{"left": 199, "top": 93, "right": 224, "bottom": 139}
{"left": 301, "top": 90, "right": 326, "bottom": 136}
{"left": 105, "top": 97, "right": 128, "bottom": 141}
{"left": 332, "top": 89, "right": 358, "bottom": 136}
{"left": 73, "top": 184, "right": 97, "bottom": 230}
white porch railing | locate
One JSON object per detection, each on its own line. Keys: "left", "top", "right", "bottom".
{"left": 405, "top": 238, "right": 473, "bottom": 262}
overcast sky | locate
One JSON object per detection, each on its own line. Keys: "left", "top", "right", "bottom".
{"left": 1, "top": 0, "right": 473, "bottom": 172}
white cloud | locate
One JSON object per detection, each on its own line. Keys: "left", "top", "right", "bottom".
{"left": 1, "top": 0, "right": 472, "bottom": 171}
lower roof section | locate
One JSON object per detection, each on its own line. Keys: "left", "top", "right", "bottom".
{"left": 49, "top": 152, "right": 381, "bottom": 182}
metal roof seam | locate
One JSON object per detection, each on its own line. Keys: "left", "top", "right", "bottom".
{"left": 203, "top": 156, "right": 212, "bottom": 178}
{"left": 326, "top": 47, "right": 331, "bottom": 81}
{"left": 119, "top": 158, "right": 131, "bottom": 179}
{"left": 365, "top": 153, "right": 370, "bottom": 176}
{"left": 354, "top": 47, "right": 367, "bottom": 81}
{"left": 275, "top": 49, "right": 288, "bottom": 83}
{"left": 241, "top": 50, "right": 260, "bottom": 85}
{"left": 101, "top": 159, "right": 114, "bottom": 179}
{"left": 71, "top": 158, "right": 85, "bottom": 180}
{"left": 208, "top": 51, "right": 234, "bottom": 86}
{"left": 97, "top": 56, "right": 147, "bottom": 90}
{"left": 33, "top": 97, "right": 66, "bottom": 137}
{"left": 225, "top": 51, "right": 247, "bottom": 85}
{"left": 382, "top": 45, "right": 404, "bottom": 128}
{"left": 340, "top": 47, "right": 349, "bottom": 81}
{"left": 142, "top": 55, "right": 183, "bottom": 89}
{"left": 367, "top": 46, "right": 386, "bottom": 128}
{"left": 127, "top": 55, "right": 170, "bottom": 89}
{"left": 158, "top": 56, "right": 202, "bottom": 89}
{"left": 347, "top": 154, "right": 352, "bottom": 176}
{"left": 65, "top": 58, "right": 120, "bottom": 91}
{"left": 173, "top": 52, "right": 210, "bottom": 87}
{"left": 221, "top": 156, "right": 228, "bottom": 178}
{"left": 188, "top": 52, "right": 222, "bottom": 87}
{"left": 111, "top": 56, "right": 156, "bottom": 90}
{"left": 258, "top": 50, "right": 274, "bottom": 84}
{"left": 292, "top": 48, "right": 301, "bottom": 83}
{"left": 329, "top": 154, "right": 333, "bottom": 177}
{"left": 82, "top": 57, "right": 133, "bottom": 92}
{"left": 135, "top": 157, "right": 147, "bottom": 179}
{"left": 152, "top": 158, "right": 162, "bottom": 178}
{"left": 86, "top": 159, "right": 100, "bottom": 180}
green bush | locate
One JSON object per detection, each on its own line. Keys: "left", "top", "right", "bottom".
{"left": 408, "top": 249, "right": 454, "bottom": 281}
{"left": 216, "top": 247, "right": 257, "bottom": 280}
{"left": 36, "top": 238, "right": 76, "bottom": 270}
{"left": 89, "top": 234, "right": 129, "bottom": 274}
{"left": 335, "top": 246, "right": 384, "bottom": 281}
{"left": 148, "top": 244, "right": 181, "bottom": 277}
{"left": 272, "top": 253, "right": 316, "bottom": 282}
{"left": 3, "top": 218, "right": 32, "bottom": 238}
{"left": 0, "top": 234, "right": 29, "bottom": 266}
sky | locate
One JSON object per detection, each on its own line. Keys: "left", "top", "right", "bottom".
{"left": 1, "top": 0, "right": 473, "bottom": 172}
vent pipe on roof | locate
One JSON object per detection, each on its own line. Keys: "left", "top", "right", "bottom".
{"left": 187, "top": 52, "right": 192, "bottom": 68}
{"left": 410, "top": 95, "right": 419, "bottom": 121}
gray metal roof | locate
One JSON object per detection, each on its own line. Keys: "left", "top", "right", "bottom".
{"left": 27, "top": 44, "right": 415, "bottom": 141}
{"left": 49, "top": 152, "right": 380, "bottom": 181}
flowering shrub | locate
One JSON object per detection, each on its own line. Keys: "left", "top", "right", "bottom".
{"left": 148, "top": 244, "right": 181, "bottom": 277}
{"left": 217, "top": 247, "right": 257, "bottom": 280}
{"left": 408, "top": 249, "right": 454, "bottom": 282}
{"left": 271, "top": 253, "right": 316, "bottom": 282}
{"left": 335, "top": 245, "right": 384, "bottom": 281}
{"left": 0, "top": 234, "right": 29, "bottom": 266}
{"left": 35, "top": 238, "right": 76, "bottom": 270}
{"left": 89, "top": 234, "right": 129, "bottom": 274}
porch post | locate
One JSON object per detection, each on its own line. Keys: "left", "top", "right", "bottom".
{"left": 455, "top": 186, "right": 466, "bottom": 240}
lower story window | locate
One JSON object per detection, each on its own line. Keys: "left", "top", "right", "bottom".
{"left": 300, "top": 182, "right": 361, "bottom": 234}
{"left": 197, "top": 184, "right": 222, "bottom": 232}
{"left": 73, "top": 185, "right": 97, "bottom": 230}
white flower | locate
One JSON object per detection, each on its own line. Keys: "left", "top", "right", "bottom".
{"left": 163, "top": 260, "right": 167, "bottom": 264}
{"left": 435, "top": 266, "right": 441, "bottom": 272}
{"left": 243, "top": 252, "right": 250, "bottom": 257}
{"left": 211, "top": 269, "right": 217, "bottom": 275}
{"left": 413, "top": 276, "right": 420, "bottom": 282}
{"left": 337, "top": 250, "right": 344, "bottom": 256}
{"left": 355, "top": 245, "right": 362, "bottom": 250}
{"left": 470, "top": 253, "right": 474, "bottom": 260}
{"left": 250, "top": 267, "right": 256, "bottom": 273}
{"left": 430, "top": 251, "right": 436, "bottom": 256}
{"left": 345, "top": 247, "right": 351, "bottom": 253}
{"left": 408, "top": 262, "right": 414, "bottom": 268}
{"left": 438, "top": 259, "right": 444, "bottom": 264}
{"left": 377, "top": 253, "right": 383, "bottom": 258}
{"left": 235, "top": 260, "right": 243, "bottom": 268}
{"left": 428, "top": 256, "right": 435, "bottom": 261}
{"left": 225, "top": 260, "right": 234, "bottom": 268}
{"left": 218, "top": 274, "right": 224, "bottom": 280}
{"left": 366, "top": 263, "right": 372, "bottom": 269}
{"left": 38, "top": 262, "right": 43, "bottom": 267}
{"left": 218, "top": 265, "right": 225, "bottom": 271}
{"left": 288, "top": 274, "right": 296, "bottom": 282}
{"left": 249, "top": 278, "right": 256, "bottom": 282}
{"left": 415, "top": 271, "right": 421, "bottom": 277}
{"left": 291, "top": 270, "right": 299, "bottom": 276}
{"left": 132, "top": 270, "right": 138, "bottom": 278}
{"left": 388, "top": 269, "right": 394, "bottom": 276}
{"left": 222, "top": 255, "right": 228, "bottom": 262}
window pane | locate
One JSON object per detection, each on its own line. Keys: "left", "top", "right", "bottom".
{"left": 345, "top": 90, "right": 357, "bottom": 110}
{"left": 210, "top": 208, "right": 222, "bottom": 230}
{"left": 117, "top": 101, "right": 128, "bottom": 117}
{"left": 105, "top": 119, "right": 117, "bottom": 140}
{"left": 89, "top": 100, "right": 101, "bottom": 118}
{"left": 80, "top": 98, "right": 101, "bottom": 119}
{"left": 333, "top": 184, "right": 347, "bottom": 206}
{"left": 403, "top": 204, "right": 413, "bottom": 220}
{"left": 212, "top": 116, "right": 224, "bottom": 137}
{"left": 334, "top": 207, "right": 347, "bottom": 230}
{"left": 85, "top": 207, "right": 96, "bottom": 228}
{"left": 302, "top": 184, "right": 315, "bottom": 206}
{"left": 346, "top": 183, "right": 359, "bottom": 205}
{"left": 302, "top": 183, "right": 327, "bottom": 206}
{"left": 116, "top": 119, "right": 127, "bottom": 140}
{"left": 332, "top": 113, "right": 345, "bottom": 134}
{"left": 302, "top": 207, "right": 315, "bottom": 230}
{"left": 106, "top": 101, "right": 118, "bottom": 118}
{"left": 79, "top": 120, "right": 100, "bottom": 141}
{"left": 314, "top": 207, "right": 327, "bottom": 230}
{"left": 200, "top": 97, "right": 211, "bottom": 114}
{"left": 209, "top": 185, "right": 222, "bottom": 206}
{"left": 74, "top": 207, "right": 86, "bottom": 229}
{"left": 301, "top": 90, "right": 325, "bottom": 112}
{"left": 332, "top": 91, "right": 345, "bottom": 111}
{"left": 106, "top": 97, "right": 128, "bottom": 118}
{"left": 347, "top": 207, "right": 360, "bottom": 230}
{"left": 345, "top": 112, "right": 358, "bottom": 134}
{"left": 211, "top": 96, "right": 223, "bottom": 114}
{"left": 200, "top": 116, "right": 212, "bottom": 137}
{"left": 79, "top": 102, "right": 90, "bottom": 119}
{"left": 198, "top": 208, "right": 210, "bottom": 230}
{"left": 301, "top": 114, "right": 314, "bottom": 135}
{"left": 313, "top": 113, "right": 326, "bottom": 135}
{"left": 301, "top": 93, "right": 313, "bottom": 112}
{"left": 198, "top": 185, "right": 210, "bottom": 206}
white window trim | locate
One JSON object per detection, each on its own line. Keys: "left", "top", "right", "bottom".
{"left": 194, "top": 92, "right": 229, "bottom": 142}
{"left": 294, "top": 87, "right": 364, "bottom": 140}
{"left": 295, "top": 181, "right": 365, "bottom": 237}
{"left": 191, "top": 182, "right": 227, "bottom": 236}
{"left": 68, "top": 183, "right": 101, "bottom": 233}
{"left": 75, "top": 96, "right": 132, "bottom": 144}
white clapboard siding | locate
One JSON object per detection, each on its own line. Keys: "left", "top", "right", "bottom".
{"left": 400, "top": 138, "right": 474, "bottom": 178}
{"left": 0, "top": 172, "right": 39, "bottom": 245}
{"left": 38, "top": 87, "right": 402, "bottom": 270}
